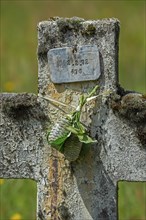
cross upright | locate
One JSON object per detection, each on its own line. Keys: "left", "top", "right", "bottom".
{"left": 0, "top": 17, "right": 146, "bottom": 220}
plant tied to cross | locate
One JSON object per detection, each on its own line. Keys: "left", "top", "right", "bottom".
{"left": 47, "top": 85, "right": 99, "bottom": 161}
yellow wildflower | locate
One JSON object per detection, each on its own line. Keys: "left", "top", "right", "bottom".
{"left": 0, "top": 179, "right": 4, "bottom": 185}
{"left": 10, "top": 213, "right": 22, "bottom": 220}
{"left": 4, "top": 81, "right": 15, "bottom": 92}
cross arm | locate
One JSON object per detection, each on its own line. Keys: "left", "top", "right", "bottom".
{"left": 0, "top": 93, "right": 49, "bottom": 181}
{"left": 100, "top": 91, "right": 146, "bottom": 182}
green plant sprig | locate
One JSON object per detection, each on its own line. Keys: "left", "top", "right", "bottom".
{"left": 48, "top": 85, "right": 99, "bottom": 153}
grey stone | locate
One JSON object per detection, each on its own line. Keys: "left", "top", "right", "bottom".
{"left": 0, "top": 17, "right": 145, "bottom": 220}
{"left": 0, "top": 93, "right": 49, "bottom": 181}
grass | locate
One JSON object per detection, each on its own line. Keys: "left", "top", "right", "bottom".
{"left": 118, "top": 182, "right": 146, "bottom": 220}
{"left": 0, "top": 179, "right": 36, "bottom": 220}
{"left": 0, "top": 0, "right": 145, "bottom": 219}
{"left": 0, "top": 180, "right": 145, "bottom": 220}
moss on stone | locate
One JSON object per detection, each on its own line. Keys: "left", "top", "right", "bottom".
{"left": 57, "top": 17, "right": 83, "bottom": 33}
{"left": 111, "top": 93, "right": 146, "bottom": 123}
{"left": 82, "top": 24, "right": 96, "bottom": 36}
{"left": 111, "top": 91, "right": 146, "bottom": 146}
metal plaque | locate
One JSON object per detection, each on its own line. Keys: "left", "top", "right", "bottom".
{"left": 47, "top": 45, "right": 101, "bottom": 84}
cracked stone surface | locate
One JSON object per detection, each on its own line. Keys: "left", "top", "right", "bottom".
{"left": 0, "top": 17, "right": 146, "bottom": 220}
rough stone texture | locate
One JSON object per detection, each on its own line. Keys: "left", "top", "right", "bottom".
{"left": 37, "top": 17, "right": 119, "bottom": 94}
{"left": 0, "top": 93, "right": 49, "bottom": 181}
{"left": 37, "top": 17, "right": 146, "bottom": 220}
{"left": 0, "top": 17, "right": 146, "bottom": 220}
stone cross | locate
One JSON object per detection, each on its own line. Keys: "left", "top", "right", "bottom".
{"left": 0, "top": 17, "right": 146, "bottom": 220}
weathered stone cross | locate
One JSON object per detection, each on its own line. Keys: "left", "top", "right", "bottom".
{"left": 0, "top": 17, "right": 146, "bottom": 220}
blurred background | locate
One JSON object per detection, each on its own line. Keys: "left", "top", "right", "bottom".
{"left": 0, "top": 0, "right": 145, "bottom": 219}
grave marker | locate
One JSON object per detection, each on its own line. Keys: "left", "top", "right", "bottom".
{"left": 0, "top": 17, "right": 146, "bottom": 220}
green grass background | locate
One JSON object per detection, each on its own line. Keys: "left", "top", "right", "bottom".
{"left": 0, "top": 180, "right": 36, "bottom": 220}
{"left": 0, "top": 0, "right": 146, "bottom": 220}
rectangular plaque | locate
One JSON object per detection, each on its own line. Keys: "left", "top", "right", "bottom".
{"left": 47, "top": 45, "right": 101, "bottom": 83}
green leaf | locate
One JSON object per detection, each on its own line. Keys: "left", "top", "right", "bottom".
{"left": 87, "top": 85, "right": 99, "bottom": 98}
{"left": 72, "top": 111, "right": 81, "bottom": 124}
{"left": 52, "top": 143, "right": 63, "bottom": 152}
{"left": 49, "top": 133, "right": 71, "bottom": 146}
{"left": 77, "top": 122, "right": 86, "bottom": 134}
{"left": 66, "top": 126, "right": 79, "bottom": 134}
{"left": 79, "top": 94, "right": 86, "bottom": 108}
{"left": 77, "top": 133, "right": 97, "bottom": 144}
